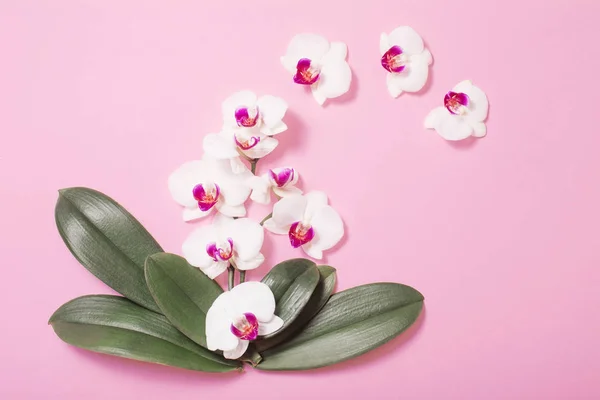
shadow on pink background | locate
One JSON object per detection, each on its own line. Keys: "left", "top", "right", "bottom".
{"left": 1, "top": 0, "right": 600, "bottom": 398}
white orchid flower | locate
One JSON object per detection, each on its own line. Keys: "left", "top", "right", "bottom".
{"left": 247, "top": 167, "right": 302, "bottom": 204}
{"left": 424, "top": 80, "right": 489, "bottom": 141}
{"left": 203, "top": 129, "right": 279, "bottom": 174}
{"left": 168, "top": 158, "right": 252, "bottom": 221}
{"left": 263, "top": 191, "right": 343, "bottom": 259}
{"left": 380, "top": 26, "right": 432, "bottom": 98}
{"left": 281, "top": 33, "right": 352, "bottom": 106}
{"left": 206, "top": 281, "right": 283, "bottom": 359}
{"left": 182, "top": 214, "right": 265, "bottom": 279}
{"left": 221, "top": 90, "right": 288, "bottom": 135}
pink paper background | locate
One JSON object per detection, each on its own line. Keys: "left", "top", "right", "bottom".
{"left": 2, "top": 0, "right": 600, "bottom": 398}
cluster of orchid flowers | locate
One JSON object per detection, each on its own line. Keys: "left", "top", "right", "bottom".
{"left": 166, "top": 26, "right": 489, "bottom": 360}
{"left": 282, "top": 28, "right": 489, "bottom": 140}
{"left": 168, "top": 90, "right": 343, "bottom": 359}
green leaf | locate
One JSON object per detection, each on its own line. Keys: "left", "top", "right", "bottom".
{"left": 256, "top": 283, "right": 424, "bottom": 371}
{"left": 55, "top": 187, "right": 162, "bottom": 313}
{"left": 255, "top": 265, "right": 336, "bottom": 352}
{"left": 49, "top": 295, "right": 242, "bottom": 372}
{"left": 144, "top": 252, "right": 223, "bottom": 348}
{"left": 260, "top": 258, "right": 320, "bottom": 338}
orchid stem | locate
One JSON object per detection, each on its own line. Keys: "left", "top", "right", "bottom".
{"left": 250, "top": 159, "right": 258, "bottom": 175}
{"left": 259, "top": 213, "right": 273, "bottom": 226}
{"left": 239, "top": 270, "right": 246, "bottom": 284}
{"left": 228, "top": 265, "right": 235, "bottom": 290}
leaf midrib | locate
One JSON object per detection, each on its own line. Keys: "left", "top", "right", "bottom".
{"left": 146, "top": 260, "right": 214, "bottom": 326}
{"left": 59, "top": 192, "right": 162, "bottom": 273}
{"left": 51, "top": 317, "right": 233, "bottom": 367}
{"left": 276, "top": 297, "right": 423, "bottom": 350}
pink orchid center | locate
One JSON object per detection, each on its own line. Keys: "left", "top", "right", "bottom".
{"left": 206, "top": 238, "right": 234, "bottom": 262}
{"left": 268, "top": 168, "right": 295, "bottom": 188}
{"left": 230, "top": 312, "right": 259, "bottom": 341}
{"left": 444, "top": 91, "right": 470, "bottom": 115}
{"left": 234, "top": 106, "right": 259, "bottom": 128}
{"left": 288, "top": 221, "right": 315, "bottom": 248}
{"left": 235, "top": 133, "right": 261, "bottom": 150}
{"left": 294, "top": 58, "right": 320, "bottom": 85}
{"left": 192, "top": 183, "right": 220, "bottom": 212}
{"left": 381, "top": 46, "right": 408, "bottom": 73}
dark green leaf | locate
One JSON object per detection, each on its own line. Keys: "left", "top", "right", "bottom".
{"left": 145, "top": 252, "right": 223, "bottom": 348}
{"left": 260, "top": 258, "right": 320, "bottom": 338}
{"left": 256, "top": 283, "right": 424, "bottom": 370}
{"left": 55, "top": 187, "right": 162, "bottom": 312}
{"left": 49, "top": 295, "right": 241, "bottom": 373}
{"left": 255, "top": 265, "right": 336, "bottom": 352}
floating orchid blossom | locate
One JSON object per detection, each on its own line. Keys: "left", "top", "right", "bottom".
{"left": 263, "top": 191, "right": 343, "bottom": 259}
{"left": 182, "top": 214, "right": 265, "bottom": 279}
{"left": 203, "top": 129, "right": 279, "bottom": 174}
{"left": 424, "top": 80, "right": 489, "bottom": 141}
{"left": 168, "top": 158, "right": 252, "bottom": 221}
{"left": 221, "top": 90, "right": 288, "bottom": 135}
{"left": 380, "top": 26, "right": 432, "bottom": 98}
{"left": 281, "top": 33, "right": 352, "bottom": 106}
{"left": 206, "top": 282, "right": 284, "bottom": 359}
{"left": 247, "top": 167, "right": 302, "bottom": 204}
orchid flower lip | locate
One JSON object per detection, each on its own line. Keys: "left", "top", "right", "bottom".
{"left": 234, "top": 106, "right": 259, "bottom": 127}
{"left": 234, "top": 133, "right": 261, "bottom": 151}
{"left": 230, "top": 312, "right": 259, "bottom": 341}
{"left": 192, "top": 183, "right": 220, "bottom": 211}
{"left": 206, "top": 237, "right": 234, "bottom": 262}
{"left": 288, "top": 221, "right": 315, "bottom": 248}
{"left": 294, "top": 58, "right": 320, "bottom": 85}
{"left": 381, "top": 45, "right": 407, "bottom": 73}
{"left": 444, "top": 91, "right": 470, "bottom": 115}
{"left": 269, "top": 168, "right": 295, "bottom": 188}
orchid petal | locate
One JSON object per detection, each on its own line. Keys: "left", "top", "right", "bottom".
{"left": 387, "top": 26, "right": 424, "bottom": 55}
{"left": 206, "top": 292, "right": 239, "bottom": 351}
{"left": 228, "top": 282, "right": 276, "bottom": 322}
{"left": 263, "top": 218, "right": 288, "bottom": 235}
{"left": 311, "top": 86, "right": 328, "bottom": 106}
{"left": 222, "top": 91, "right": 258, "bottom": 128}
{"left": 282, "top": 33, "right": 330, "bottom": 72}
{"left": 321, "top": 41, "right": 348, "bottom": 64}
{"left": 309, "top": 205, "right": 344, "bottom": 252}
{"left": 228, "top": 218, "right": 264, "bottom": 260}
{"left": 379, "top": 33, "right": 390, "bottom": 55}
{"left": 304, "top": 191, "right": 328, "bottom": 221}
{"left": 273, "top": 186, "right": 302, "bottom": 198}
{"left": 181, "top": 224, "right": 217, "bottom": 270}
{"left": 230, "top": 157, "right": 249, "bottom": 174}
{"left": 438, "top": 114, "right": 474, "bottom": 141}
{"left": 258, "top": 315, "right": 284, "bottom": 336}
{"left": 203, "top": 132, "right": 238, "bottom": 159}
{"left": 167, "top": 161, "right": 206, "bottom": 208}
{"left": 386, "top": 56, "right": 430, "bottom": 97}
{"left": 235, "top": 253, "right": 265, "bottom": 271}
{"left": 223, "top": 340, "right": 249, "bottom": 360}
{"left": 248, "top": 175, "right": 271, "bottom": 204}
{"left": 215, "top": 203, "right": 246, "bottom": 218}
{"left": 242, "top": 136, "right": 278, "bottom": 159}
{"left": 311, "top": 60, "right": 352, "bottom": 103}
{"left": 267, "top": 195, "right": 307, "bottom": 234}
{"left": 301, "top": 242, "right": 323, "bottom": 260}
{"left": 424, "top": 106, "right": 447, "bottom": 130}
{"left": 198, "top": 261, "right": 229, "bottom": 280}
{"left": 470, "top": 121, "right": 487, "bottom": 137}
{"left": 453, "top": 80, "right": 489, "bottom": 122}
{"left": 256, "top": 95, "right": 288, "bottom": 134}
{"left": 182, "top": 206, "right": 212, "bottom": 222}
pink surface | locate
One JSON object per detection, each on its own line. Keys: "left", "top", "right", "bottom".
{"left": 1, "top": 0, "right": 600, "bottom": 398}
